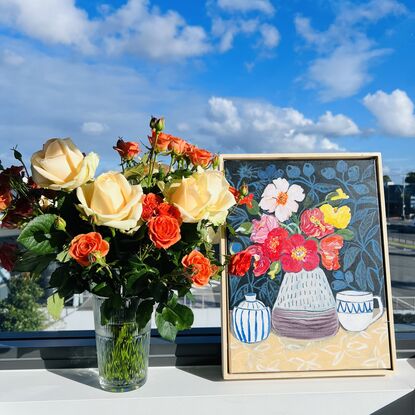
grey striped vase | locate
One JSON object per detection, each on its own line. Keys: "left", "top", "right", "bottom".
{"left": 232, "top": 293, "right": 271, "bottom": 343}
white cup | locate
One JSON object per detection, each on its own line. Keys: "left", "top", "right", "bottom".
{"left": 336, "top": 290, "right": 383, "bottom": 332}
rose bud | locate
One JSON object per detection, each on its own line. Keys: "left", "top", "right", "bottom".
{"left": 54, "top": 216, "right": 67, "bottom": 231}
{"left": 113, "top": 139, "right": 140, "bottom": 160}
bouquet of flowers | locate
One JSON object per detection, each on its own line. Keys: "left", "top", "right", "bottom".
{"left": 0, "top": 117, "right": 235, "bottom": 390}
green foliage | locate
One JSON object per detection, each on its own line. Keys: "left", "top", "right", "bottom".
{"left": 47, "top": 292, "right": 64, "bottom": 320}
{"left": 13, "top": 251, "right": 55, "bottom": 277}
{"left": 0, "top": 275, "right": 45, "bottom": 332}
{"left": 246, "top": 199, "right": 260, "bottom": 216}
{"left": 335, "top": 229, "right": 355, "bottom": 241}
{"left": 18, "top": 214, "right": 64, "bottom": 254}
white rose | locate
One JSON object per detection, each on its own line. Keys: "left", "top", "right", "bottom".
{"left": 77, "top": 172, "right": 144, "bottom": 231}
{"left": 31, "top": 138, "right": 98, "bottom": 191}
{"left": 165, "top": 169, "right": 235, "bottom": 224}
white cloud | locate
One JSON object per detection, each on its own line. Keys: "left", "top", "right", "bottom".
{"left": 103, "top": 1, "right": 211, "bottom": 60}
{"left": 217, "top": 0, "right": 275, "bottom": 16}
{"left": 0, "top": 0, "right": 94, "bottom": 53}
{"left": 363, "top": 89, "right": 415, "bottom": 137}
{"left": 295, "top": 0, "right": 406, "bottom": 100}
{"left": 81, "top": 122, "right": 109, "bottom": 135}
{"left": 313, "top": 111, "right": 360, "bottom": 136}
{"left": 0, "top": 0, "right": 211, "bottom": 61}
{"left": 199, "top": 96, "right": 351, "bottom": 153}
{"left": 2, "top": 49, "right": 24, "bottom": 65}
{"left": 259, "top": 24, "right": 280, "bottom": 48}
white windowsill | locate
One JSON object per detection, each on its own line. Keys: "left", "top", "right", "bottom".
{"left": 0, "top": 359, "right": 414, "bottom": 415}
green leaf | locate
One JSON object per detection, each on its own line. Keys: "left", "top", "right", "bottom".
{"left": 236, "top": 222, "right": 253, "bottom": 235}
{"left": 303, "top": 195, "right": 314, "bottom": 209}
{"left": 91, "top": 282, "right": 113, "bottom": 297}
{"left": 17, "top": 214, "right": 61, "bottom": 254}
{"left": 56, "top": 249, "right": 71, "bottom": 263}
{"left": 155, "top": 311, "right": 177, "bottom": 342}
{"left": 13, "top": 251, "right": 55, "bottom": 276}
{"left": 246, "top": 199, "right": 260, "bottom": 216}
{"left": 335, "top": 229, "right": 354, "bottom": 241}
{"left": 268, "top": 261, "right": 281, "bottom": 279}
{"left": 47, "top": 293, "right": 64, "bottom": 320}
{"left": 163, "top": 301, "right": 194, "bottom": 331}
{"left": 136, "top": 299, "right": 154, "bottom": 330}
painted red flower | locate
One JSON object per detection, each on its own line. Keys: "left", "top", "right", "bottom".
{"left": 280, "top": 234, "right": 319, "bottom": 273}
{"left": 320, "top": 234, "right": 344, "bottom": 271}
{"left": 246, "top": 244, "right": 270, "bottom": 277}
{"left": 300, "top": 208, "right": 334, "bottom": 239}
{"left": 228, "top": 250, "right": 252, "bottom": 276}
{"left": 263, "top": 228, "right": 289, "bottom": 262}
{"left": 229, "top": 186, "right": 254, "bottom": 209}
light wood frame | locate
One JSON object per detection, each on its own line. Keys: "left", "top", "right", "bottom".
{"left": 220, "top": 153, "right": 396, "bottom": 380}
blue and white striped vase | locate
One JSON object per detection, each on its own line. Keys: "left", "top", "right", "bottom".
{"left": 232, "top": 293, "right": 271, "bottom": 343}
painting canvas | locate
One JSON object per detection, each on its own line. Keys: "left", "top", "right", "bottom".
{"left": 221, "top": 153, "right": 396, "bottom": 379}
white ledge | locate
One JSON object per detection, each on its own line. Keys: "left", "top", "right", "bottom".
{"left": 0, "top": 359, "right": 414, "bottom": 415}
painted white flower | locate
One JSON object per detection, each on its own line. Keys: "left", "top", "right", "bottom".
{"left": 259, "top": 178, "right": 305, "bottom": 222}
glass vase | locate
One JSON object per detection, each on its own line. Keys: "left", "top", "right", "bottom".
{"left": 93, "top": 295, "right": 151, "bottom": 392}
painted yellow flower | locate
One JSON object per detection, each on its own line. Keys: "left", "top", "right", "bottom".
{"left": 330, "top": 188, "right": 349, "bottom": 201}
{"left": 320, "top": 204, "right": 351, "bottom": 229}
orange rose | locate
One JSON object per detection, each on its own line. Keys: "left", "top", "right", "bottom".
{"left": 0, "top": 186, "right": 12, "bottom": 210}
{"left": 69, "top": 232, "right": 110, "bottom": 267}
{"left": 141, "top": 193, "right": 163, "bottom": 221}
{"left": 148, "top": 131, "right": 171, "bottom": 152}
{"left": 168, "top": 136, "right": 187, "bottom": 155}
{"left": 148, "top": 215, "right": 181, "bottom": 249}
{"left": 113, "top": 139, "right": 140, "bottom": 160}
{"left": 182, "top": 250, "right": 213, "bottom": 287}
{"left": 189, "top": 147, "right": 212, "bottom": 168}
{"left": 156, "top": 202, "right": 182, "bottom": 224}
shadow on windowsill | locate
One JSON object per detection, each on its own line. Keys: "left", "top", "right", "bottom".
{"left": 47, "top": 368, "right": 102, "bottom": 391}
{"left": 176, "top": 365, "right": 223, "bottom": 382}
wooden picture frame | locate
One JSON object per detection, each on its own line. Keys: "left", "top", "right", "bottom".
{"left": 220, "top": 153, "right": 396, "bottom": 380}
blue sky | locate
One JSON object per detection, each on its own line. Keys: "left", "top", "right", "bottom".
{"left": 0, "top": 0, "right": 414, "bottom": 183}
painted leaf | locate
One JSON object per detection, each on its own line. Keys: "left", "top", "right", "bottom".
{"left": 364, "top": 225, "right": 379, "bottom": 244}
{"left": 345, "top": 271, "right": 354, "bottom": 283}
{"left": 246, "top": 199, "right": 260, "bottom": 216}
{"left": 321, "top": 167, "right": 336, "bottom": 179}
{"left": 332, "top": 280, "right": 348, "bottom": 291}
{"left": 367, "top": 271, "right": 375, "bottom": 291}
{"left": 370, "top": 239, "right": 383, "bottom": 261}
{"left": 314, "top": 183, "right": 337, "bottom": 193}
{"left": 362, "top": 164, "right": 374, "bottom": 180}
{"left": 303, "top": 163, "right": 315, "bottom": 177}
{"left": 236, "top": 222, "right": 253, "bottom": 235}
{"left": 335, "top": 229, "right": 354, "bottom": 241}
{"left": 357, "top": 196, "right": 378, "bottom": 206}
{"left": 336, "top": 160, "right": 348, "bottom": 173}
{"left": 286, "top": 165, "right": 301, "bottom": 178}
{"left": 347, "top": 166, "right": 360, "bottom": 182}
{"left": 359, "top": 210, "right": 375, "bottom": 240}
{"left": 355, "top": 261, "right": 367, "bottom": 290}
{"left": 343, "top": 246, "right": 360, "bottom": 270}
{"left": 352, "top": 184, "right": 369, "bottom": 195}
{"left": 333, "top": 270, "right": 345, "bottom": 280}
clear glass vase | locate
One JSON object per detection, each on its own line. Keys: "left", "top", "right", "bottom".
{"left": 93, "top": 295, "right": 151, "bottom": 392}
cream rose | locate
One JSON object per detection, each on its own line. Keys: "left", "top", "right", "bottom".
{"left": 165, "top": 169, "right": 235, "bottom": 224}
{"left": 77, "top": 171, "right": 144, "bottom": 231}
{"left": 31, "top": 138, "right": 99, "bottom": 191}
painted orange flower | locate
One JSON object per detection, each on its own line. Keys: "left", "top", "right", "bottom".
{"left": 320, "top": 234, "right": 344, "bottom": 271}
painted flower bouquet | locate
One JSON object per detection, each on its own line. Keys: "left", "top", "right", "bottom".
{"left": 0, "top": 117, "right": 235, "bottom": 390}
{"left": 228, "top": 177, "right": 354, "bottom": 340}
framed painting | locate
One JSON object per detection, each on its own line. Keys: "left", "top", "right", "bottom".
{"left": 220, "top": 153, "right": 396, "bottom": 380}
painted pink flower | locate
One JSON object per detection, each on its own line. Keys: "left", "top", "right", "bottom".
{"left": 250, "top": 214, "right": 280, "bottom": 244}
{"left": 280, "top": 234, "right": 319, "bottom": 273}
{"left": 300, "top": 208, "right": 334, "bottom": 239}
{"left": 246, "top": 244, "right": 271, "bottom": 277}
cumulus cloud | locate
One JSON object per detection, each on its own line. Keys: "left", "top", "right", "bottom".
{"left": 0, "top": 0, "right": 211, "bottom": 61}
{"left": 259, "top": 24, "right": 280, "bottom": 49}
{"left": 81, "top": 122, "right": 109, "bottom": 135}
{"left": 363, "top": 89, "right": 415, "bottom": 137}
{"left": 295, "top": 0, "right": 406, "bottom": 100}
{"left": 0, "top": 0, "right": 95, "bottom": 53}
{"left": 217, "top": 0, "right": 275, "bottom": 16}
{"left": 198, "top": 96, "right": 353, "bottom": 153}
